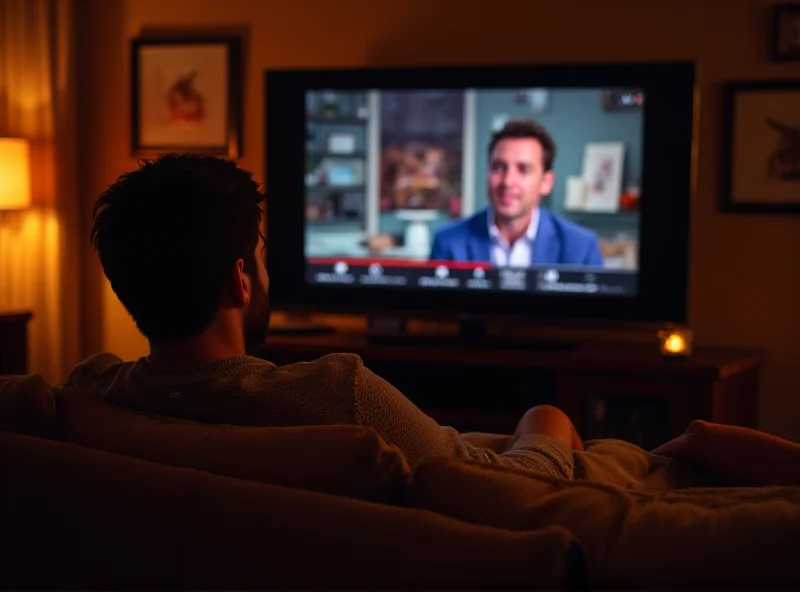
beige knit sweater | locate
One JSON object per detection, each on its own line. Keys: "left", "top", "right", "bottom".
{"left": 66, "top": 352, "right": 573, "bottom": 477}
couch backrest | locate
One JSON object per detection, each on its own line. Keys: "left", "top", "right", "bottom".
{"left": 53, "top": 386, "right": 411, "bottom": 503}
{"left": 0, "top": 374, "right": 58, "bottom": 439}
{"left": 0, "top": 431, "right": 583, "bottom": 590}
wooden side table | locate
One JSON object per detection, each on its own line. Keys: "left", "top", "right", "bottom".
{"left": 0, "top": 311, "right": 33, "bottom": 375}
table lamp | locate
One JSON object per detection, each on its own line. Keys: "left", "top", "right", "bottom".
{"left": 0, "top": 138, "right": 32, "bottom": 210}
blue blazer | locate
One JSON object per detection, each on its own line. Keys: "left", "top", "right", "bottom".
{"left": 430, "top": 208, "right": 604, "bottom": 266}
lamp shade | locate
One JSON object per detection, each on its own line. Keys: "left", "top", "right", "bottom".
{"left": 0, "top": 138, "right": 32, "bottom": 210}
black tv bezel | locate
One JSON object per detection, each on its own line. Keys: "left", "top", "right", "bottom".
{"left": 264, "top": 62, "right": 695, "bottom": 324}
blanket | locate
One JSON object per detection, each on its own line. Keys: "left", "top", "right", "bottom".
{"left": 462, "top": 432, "right": 719, "bottom": 490}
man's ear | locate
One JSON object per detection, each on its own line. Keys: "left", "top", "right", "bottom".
{"left": 541, "top": 169, "right": 555, "bottom": 196}
{"left": 225, "top": 258, "right": 251, "bottom": 307}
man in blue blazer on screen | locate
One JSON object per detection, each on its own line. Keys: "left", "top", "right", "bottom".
{"left": 430, "top": 119, "right": 603, "bottom": 267}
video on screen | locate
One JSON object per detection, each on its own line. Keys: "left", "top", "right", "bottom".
{"left": 304, "top": 88, "right": 644, "bottom": 296}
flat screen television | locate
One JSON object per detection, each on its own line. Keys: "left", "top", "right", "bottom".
{"left": 264, "top": 62, "right": 696, "bottom": 335}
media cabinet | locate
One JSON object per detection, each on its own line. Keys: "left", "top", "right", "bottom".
{"left": 256, "top": 330, "right": 763, "bottom": 449}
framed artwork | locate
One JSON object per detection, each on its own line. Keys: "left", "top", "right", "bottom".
{"left": 721, "top": 80, "right": 800, "bottom": 214}
{"left": 771, "top": 3, "right": 800, "bottom": 61}
{"left": 581, "top": 142, "right": 625, "bottom": 212}
{"left": 131, "top": 36, "right": 242, "bottom": 158}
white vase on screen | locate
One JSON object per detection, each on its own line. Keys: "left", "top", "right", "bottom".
{"left": 396, "top": 209, "right": 439, "bottom": 260}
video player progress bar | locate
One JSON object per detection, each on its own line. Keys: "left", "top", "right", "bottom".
{"left": 308, "top": 257, "right": 489, "bottom": 270}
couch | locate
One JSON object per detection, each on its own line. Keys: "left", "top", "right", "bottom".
{"left": 2, "top": 373, "right": 799, "bottom": 590}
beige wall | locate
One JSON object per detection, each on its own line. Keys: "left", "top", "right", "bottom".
{"left": 77, "top": 0, "right": 800, "bottom": 440}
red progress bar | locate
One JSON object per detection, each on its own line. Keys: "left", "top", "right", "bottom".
{"left": 308, "top": 257, "right": 492, "bottom": 270}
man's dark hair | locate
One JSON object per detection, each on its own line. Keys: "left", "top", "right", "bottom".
{"left": 488, "top": 119, "right": 557, "bottom": 171}
{"left": 91, "top": 154, "right": 265, "bottom": 342}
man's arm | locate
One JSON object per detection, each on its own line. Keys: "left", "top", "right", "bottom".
{"left": 584, "top": 237, "right": 604, "bottom": 266}
{"left": 64, "top": 352, "right": 125, "bottom": 391}
{"left": 429, "top": 231, "right": 449, "bottom": 261}
{"left": 353, "top": 362, "right": 574, "bottom": 477}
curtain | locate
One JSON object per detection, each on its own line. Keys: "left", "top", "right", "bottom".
{"left": 0, "top": 0, "right": 80, "bottom": 383}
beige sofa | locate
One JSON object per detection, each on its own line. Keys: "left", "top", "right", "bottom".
{"left": 2, "top": 373, "right": 799, "bottom": 590}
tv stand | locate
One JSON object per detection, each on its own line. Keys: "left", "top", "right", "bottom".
{"left": 269, "top": 316, "right": 335, "bottom": 336}
{"left": 256, "top": 327, "right": 763, "bottom": 450}
{"left": 366, "top": 315, "right": 575, "bottom": 351}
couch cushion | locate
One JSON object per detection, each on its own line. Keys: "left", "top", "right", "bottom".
{"left": 54, "top": 387, "right": 410, "bottom": 503}
{"left": 0, "top": 431, "right": 583, "bottom": 590}
{"left": 0, "top": 374, "right": 58, "bottom": 439}
{"left": 410, "top": 457, "right": 800, "bottom": 589}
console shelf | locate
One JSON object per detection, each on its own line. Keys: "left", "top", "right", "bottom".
{"left": 255, "top": 330, "right": 763, "bottom": 449}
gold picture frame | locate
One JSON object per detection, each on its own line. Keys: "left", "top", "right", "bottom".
{"left": 131, "top": 36, "right": 242, "bottom": 158}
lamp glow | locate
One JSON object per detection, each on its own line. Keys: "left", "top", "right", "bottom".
{"left": 658, "top": 325, "right": 693, "bottom": 357}
{"left": 0, "top": 138, "right": 32, "bottom": 210}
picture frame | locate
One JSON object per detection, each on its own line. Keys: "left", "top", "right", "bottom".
{"left": 131, "top": 36, "right": 242, "bottom": 159}
{"left": 721, "top": 80, "right": 800, "bottom": 214}
{"left": 580, "top": 142, "right": 625, "bottom": 212}
{"left": 771, "top": 3, "right": 800, "bottom": 61}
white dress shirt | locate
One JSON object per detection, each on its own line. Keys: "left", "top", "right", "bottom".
{"left": 488, "top": 208, "right": 539, "bottom": 267}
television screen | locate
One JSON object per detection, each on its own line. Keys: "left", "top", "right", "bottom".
{"left": 266, "top": 63, "right": 694, "bottom": 324}
{"left": 303, "top": 87, "right": 644, "bottom": 298}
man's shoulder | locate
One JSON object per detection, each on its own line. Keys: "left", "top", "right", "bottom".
{"left": 264, "top": 352, "right": 371, "bottom": 416}
{"left": 544, "top": 209, "right": 599, "bottom": 243}
{"left": 271, "top": 352, "right": 366, "bottom": 382}
{"left": 433, "top": 209, "right": 487, "bottom": 239}
{"left": 65, "top": 352, "right": 130, "bottom": 391}
{"left": 304, "top": 352, "right": 365, "bottom": 370}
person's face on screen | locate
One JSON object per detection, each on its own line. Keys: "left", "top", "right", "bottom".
{"left": 243, "top": 232, "right": 271, "bottom": 350}
{"left": 488, "top": 138, "right": 554, "bottom": 224}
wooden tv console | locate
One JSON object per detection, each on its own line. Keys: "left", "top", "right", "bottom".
{"left": 257, "top": 330, "right": 763, "bottom": 449}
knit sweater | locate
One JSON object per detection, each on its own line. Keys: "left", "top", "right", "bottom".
{"left": 65, "top": 351, "right": 573, "bottom": 477}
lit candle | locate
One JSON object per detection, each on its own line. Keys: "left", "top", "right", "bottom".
{"left": 659, "top": 326, "right": 693, "bottom": 357}
{"left": 663, "top": 333, "right": 686, "bottom": 354}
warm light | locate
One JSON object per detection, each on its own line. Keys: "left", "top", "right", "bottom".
{"left": 658, "top": 325, "right": 693, "bottom": 357}
{"left": 0, "top": 138, "right": 32, "bottom": 210}
{"left": 664, "top": 334, "right": 686, "bottom": 353}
